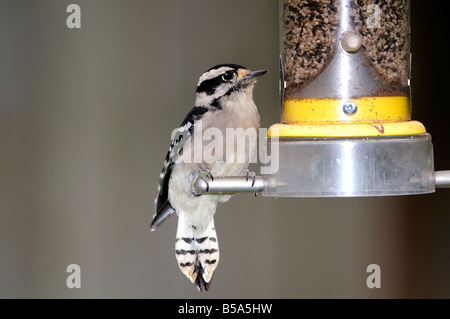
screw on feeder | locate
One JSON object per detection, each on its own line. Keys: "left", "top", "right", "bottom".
{"left": 341, "top": 33, "right": 362, "bottom": 53}
{"left": 343, "top": 101, "right": 357, "bottom": 115}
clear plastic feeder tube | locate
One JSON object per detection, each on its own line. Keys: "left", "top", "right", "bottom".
{"left": 280, "top": 0, "right": 411, "bottom": 122}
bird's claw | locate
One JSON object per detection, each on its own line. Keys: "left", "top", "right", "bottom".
{"left": 246, "top": 169, "right": 256, "bottom": 187}
{"left": 192, "top": 169, "right": 214, "bottom": 197}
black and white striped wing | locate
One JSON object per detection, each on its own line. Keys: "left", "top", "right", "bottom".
{"left": 151, "top": 106, "right": 209, "bottom": 230}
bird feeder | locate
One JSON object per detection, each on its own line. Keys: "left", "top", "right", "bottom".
{"left": 194, "top": 0, "right": 450, "bottom": 197}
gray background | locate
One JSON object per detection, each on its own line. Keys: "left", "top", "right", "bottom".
{"left": 0, "top": 0, "right": 449, "bottom": 298}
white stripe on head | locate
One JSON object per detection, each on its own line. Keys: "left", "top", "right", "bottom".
{"left": 197, "top": 67, "right": 233, "bottom": 86}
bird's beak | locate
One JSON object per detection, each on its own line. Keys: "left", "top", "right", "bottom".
{"left": 245, "top": 69, "right": 268, "bottom": 81}
{"left": 239, "top": 69, "right": 268, "bottom": 87}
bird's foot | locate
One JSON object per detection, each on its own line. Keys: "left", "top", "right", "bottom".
{"left": 191, "top": 169, "right": 214, "bottom": 197}
{"left": 246, "top": 169, "right": 256, "bottom": 187}
{"left": 245, "top": 169, "right": 258, "bottom": 196}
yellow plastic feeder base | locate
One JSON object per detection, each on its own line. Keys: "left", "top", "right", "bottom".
{"left": 268, "top": 121, "right": 427, "bottom": 138}
{"left": 269, "top": 96, "right": 427, "bottom": 138}
{"left": 261, "top": 95, "right": 434, "bottom": 197}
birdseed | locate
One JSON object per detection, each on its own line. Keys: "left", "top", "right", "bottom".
{"left": 282, "top": 0, "right": 410, "bottom": 98}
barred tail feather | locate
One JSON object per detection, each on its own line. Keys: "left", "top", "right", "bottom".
{"left": 175, "top": 213, "right": 219, "bottom": 291}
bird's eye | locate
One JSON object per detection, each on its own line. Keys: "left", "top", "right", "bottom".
{"left": 222, "top": 71, "right": 235, "bottom": 81}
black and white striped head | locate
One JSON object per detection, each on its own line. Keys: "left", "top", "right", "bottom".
{"left": 195, "top": 64, "right": 267, "bottom": 108}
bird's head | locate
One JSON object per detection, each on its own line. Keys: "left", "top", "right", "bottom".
{"left": 194, "top": 64, "right": 268, "bottom": 108}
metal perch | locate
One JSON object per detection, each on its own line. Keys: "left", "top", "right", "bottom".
{"left": 193, "top": 171, "right": 450, "bottom": 195}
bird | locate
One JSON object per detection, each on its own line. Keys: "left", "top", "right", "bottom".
{"left": 151, "top": 64, "right": 267, "bottom": 291}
